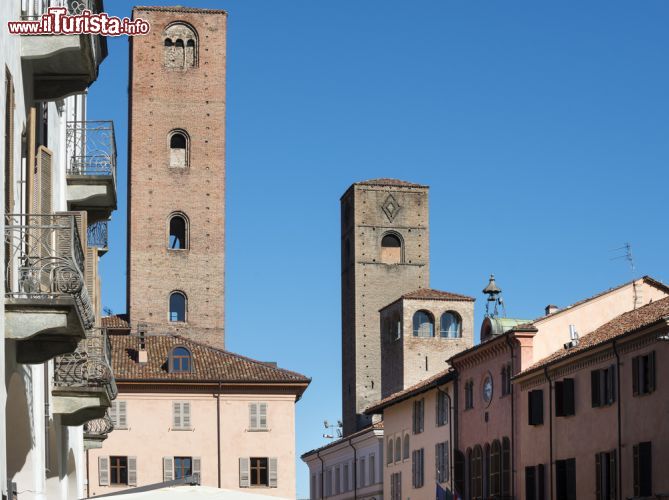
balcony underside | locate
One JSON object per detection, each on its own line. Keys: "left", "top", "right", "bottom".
{"left": 53, "top": 387, "right": 112, "bottom": 426}
{"left": 22, "top": 34, "right": 101, "bottom": 100}
{"left": 67, "top": 176, "right": 117, "bottom": 222}
{"left": 84, "top": 436, "right": 107, "bottom": 450}
{"left": 5, "top": 297, "right": 86, "bottom": 363}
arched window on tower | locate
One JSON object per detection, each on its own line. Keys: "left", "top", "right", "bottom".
{"left": 413, "top": 310, "right": 434, "bottom": 337}
{"left": 380, "top": 232, "right": 402, "bottom": 264}
{"left": 168, "top": 213, "right": 188, "bottom": 250}
{"left": 169, "top": 291, "right": 187, "bottom": 322}
{"left": 163, "top": 23, "right": 198, "bottom": 69}
{"left": 169, "top": 130, "right": 189, "bottom": 168}
{"left": 440, "top": 311, "right": 462, "bottom": 338}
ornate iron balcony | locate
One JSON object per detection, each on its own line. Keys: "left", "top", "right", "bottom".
{"left": 87, "top": 220, "right": 108, "bottom": 250}
{"left": 66, "top": 121, "right": 116, "bottom": 179}
{"left": 54, "top": 330, "right": 118, "bottom": 401}
{"left": 4, "top": 214, "right": 94, "bottom": 330}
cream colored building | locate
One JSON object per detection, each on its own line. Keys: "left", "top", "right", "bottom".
{"left": 87, "top": 322, "right": 309, "bottom": 498}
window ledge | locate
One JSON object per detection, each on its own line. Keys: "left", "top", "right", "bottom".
{"left": 171, "top": 427, "right": 193, "bottom": 431}
{"left": 247, "top": 428, "right": 270, "bottom": 432}
{"left": 167, "top": 248, "right": 190, "bottom": 253}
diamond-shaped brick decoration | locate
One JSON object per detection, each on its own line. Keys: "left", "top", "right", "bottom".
{"left": 381, "top": 194, "right": 401, "bottom": 222}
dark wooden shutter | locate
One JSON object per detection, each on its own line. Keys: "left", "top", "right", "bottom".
{"left": 632, "top": 356, "right": 639, "bottom": 396}
{"left": 529, "top": 390, "right": 544, "bottom": 425}
{"left": 648, "top": 351, "right": 656, "bottom": 392}
{"left": 538, "top": 464, "right": 546, "bottom": 500}
{"left": 595, "top": 453, "right": 602, "bottom": 500}
{"left": 607, "top": 366, "right": 616, "bottom": 405}
{"left": 564, "top": 378, "right": 575, "bottom": 416}
{"left": 556, "top": 460, "right": 566, "bottom": 500}
{"left": 633, "top": 444, "right": 640, "bottom": 496}
{"left": 591, "top": 370, "right": 601, "bottom": 407}
{"left": 525, "top": 466, "right": 536, "bottom": 500}
{"left": 639, "top": 442, "right": 652, "bottom": 496}
{"left": 609, "top": 451, "right": 617, "bottom": 500}
{"left": 566, "top": 458, "right": 577, "bottom": 500}
{"left": 555, "top": 381, "right": 564, "bottom": 417}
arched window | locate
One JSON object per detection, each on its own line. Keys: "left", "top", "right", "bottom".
{"left": 387, "top": 438, "right": 394, "bottom": 465}
{"left": 380, "top": 232, "right": 402, "bottom": 264}
{"left": 169, "top": 130, "right": 189, "bottom": 168}
{"left": 394, "top": 436, "right": 401, "bottom": 462}
{"left": 169, "top": 291, "right": 187, "bottom": 322}
{"left": 471, "top": 445, "right": 483, "bottom": 500}
{"left": 163, "top": 23, "right": 198, "bottom": 69}
{"left": 501, "top": 437, "right": 511, "bottom": 496}
{"left": 403, "top": 434, "right": 409, "bottom": 460}
{"left": 168, "top": 213, "right": 188, "bottom": 249}
{"left": 169, "top": 346, "right": 192, "bottom": 373}
{"left": 440, "top": 311, "right": 462, "bottom": 338}
{"left": 490, "top": 440, "right": 501, "bottom": 497}
{"left": 413, "top": 310, "right": 434, "bottom": 337}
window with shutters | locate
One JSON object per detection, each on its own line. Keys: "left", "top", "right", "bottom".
{"left": 501, "top": 363, "right": 512, "bottom": 396}
{"left": 437, "top": 390, "right": 449, "bottom": 426}
{"left": 454, "top": 450, "right": 465, "bottom": 497}
{"left": 470, "top": 446, "right": 483, "bottom": 500}
{"left": 343, "top": 462, "right": 349, "bottom": 491}
{"left": 555, "top": 458, "right": 576, "bottom": 500}
{"left": 413, "top": 398, "right": 425, "bottom": 434}
{"left": 403, "top": 434, "right": 410, "bottom": 460}
{"left": 369, "top": 453, "right": 376, "bottom": 484}
{"left": 390, "top": 472, "right": 402, "bottom": 500}
{"left": 358, "top": 457, "right": 366, "bottom": 487}
{"left": 248, "top": 402, "right": 268, "bottom": 431}
{"left": 108, "top": 456, "right": 135, "bottom": 485}
{"left": 174, "top": 456, "right": 192, "bottom": 479}
{"left": 528, "top": 389, "right": 544, "bottom": 425}
{"left": 240, "top": 457, "right": 277, "bottom": 488}
{"left": 334, "top": 466, "right": 340, "bottom": 495}
{"left": 633, "top": 351, "right": 656, "bottom": 396}
{"left": 412, "top": 448, "right": 424, "bottom": 488}
{"left": 251, "top": 457, "right": 269, "bottom": 487}
{"left": 555, "top": 378, "right": 575, "bottom": 417}
{"left": 172, "top": 401, "right": 191, "bottom": 430}
{"left": 595, "top": 450, "right": 616, "bottom": 500}
{"left": 436, "top": 441, "right": 449, "bottom": 483}
{"left": 502, "top": 437, "right": 512, "bottom": 497}
{"left": 591, "top": 365, "right": 616, "bottom": 407}
{"left": 109, "top": 400, "right": 128, "bottom": 429}
{"left": 525, "top": 464, "right": 545, "bottom": 500}
{"left": 387, "top": 438, "right": 394, "bottom": 465}
{"left": 489, "top": 440, "right": 501, "bottom": 496}
{"left": 465, "top": 380, "right": 474, "bottom": 410}
{"left": 633, "top": 441, "right": 652, "bottom": 497}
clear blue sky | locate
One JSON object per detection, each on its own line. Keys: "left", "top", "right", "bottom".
{"left": 89, "top": 1, "right": 669, "bottom": 497}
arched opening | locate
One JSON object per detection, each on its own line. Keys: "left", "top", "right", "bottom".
{"left": 490, "top": 440, "right": 501, "bottom": 497}
{"left": 169, "top": 131, "right": 189, "bottom": 167}
{"left": 471, "top": 445, "right": 483, "bottom": 500}
{"left": 163, "top": 23, "right": 198, "bottom": 69}
{"left": 502, "top": 437, "right": 511, "bottom": 496}
{"left": 440, "top": 311, "right": 462, "bottom": 338}
{"left": 168, "top": 213, "right": 188, "bottom": 249}
{"left": 169, "top": 291, "right": 187, "bottom": 322}
{"left": 412, "top": 310, "right": 434, "bottom": 337}
{"left": 394, "top": 436, "right": 401, "bottom": 462}
{"left": 403, "top": 434, "right": 409, "bottom": 460}
{"left": 380, "top": 232, "right": 402, "bottom": 264}
{"left": 169, "top": 346, "right": 192, "bottom": 373}
{"left": 387, "top": 438, "right": 393, "bottom": 465}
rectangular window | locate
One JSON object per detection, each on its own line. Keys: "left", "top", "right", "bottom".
{"left": 172, "top": 401, "right": 191, "bottom": 430}
{"left": 501, "top": 362, "right": 513, "bottom": 396}
{"left": 412, "top": 448, "right": 424, "bottom": 488}
{"left": 633, "top": 442, "right": 652, "bottom": 497}
{"left": 595, "top": 450, "right": 617, "bottom": 500}
{"left": 528, "top": 390, "right": 544, "bottom": 425}
{"left": 555, "top": 378, "right": 575, "bottom": 417}
{"left": 591, "top": 365, "right": 616, "bottom": 407}
{"left": 369, "top": 453, "right": 376, "bottom": 484}
{"left": 555, "top": 458, "right": 576, "bottom": 500}
{"left": 110, "top": 456, "right": 128, "bottom": 485}
{"left": 436, "top": 441, "right": 449, "bottom": 483}
{"left": 436, "top": 391, "right": 449, "bottom": 426}
{"left": 343, "top": 462, "right": 349, "bottom": 492}
{"left": 465, "top": 380, "right": 474, "bottom": 410}
{"left": 525, "top": 464, "right": 546, "bottom": 500}
{"left": 358, "top": 457, "right": 366, "bottom": 488}
{"left": 174, "top": 456, "right": 192, "bottom": 480}
{"left": 390, "top": 472, "right": 402, "bottom": 500}
{"left": 413, "top": 398, "right": 425, "bottom": 434}
{"left": 248, "top": 402, "right": 268, "bottom": 430}
{"left": 633, "top": 352, "right": 656, "bottom": 396}
{"left": 334, "top": 466, "right": 340, "bottom": 495}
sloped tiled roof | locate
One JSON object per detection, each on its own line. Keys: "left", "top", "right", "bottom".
{"left": 402, "top": 288, "right": 475, "bottom": 302}
{"left": 101, "top": 314, "right": 130, "bottom": 329}
{"left": 519, "top": 296, "right": 669, "bottom": 376}
{"left": 365, "top": 369, "right": 454, "bottom": 414}
{"left": 355, "top": 178, "right": 427, "bottom": 188}
{"left": 110, "top": 334, "right": 310, "bottom": 384}
{"left": 134, "top": 6, "right": 228, "bottom": 14}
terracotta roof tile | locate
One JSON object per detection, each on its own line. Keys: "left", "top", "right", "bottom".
{"left": 401, "top": 288, "right": 475, "bottom": 302}
{"left": 110, "top": 334, "right": 310, "bottom": 384}
{"left": 101, "top": 314, "right": 130, "bottom": 329}
{"left": 520, "top": 296, "right": 669, "bottom": 376}
{"left": 355, "top": 178, "right": 427, "bottom": 188}
{"left": 365, "top": 369, "right": 454, "bottom": 414}
{"left": 134, "top": 6, "right": 228, "bottom": 15}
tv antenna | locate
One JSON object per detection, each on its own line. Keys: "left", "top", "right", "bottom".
{"left": 322, "top": 419, "right": 343, "bottom": 440}
{"left": 611, "top": 242, "right": 641, "bottom": 308}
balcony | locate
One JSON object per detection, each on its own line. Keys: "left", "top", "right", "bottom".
{"left": 66, "top": 121, "right": 117, "bottom": 222}
{"left": 87, "top": 220, "right": 108, "bottom": 256}
{"left": 20, "top": 0, "right": 108, "bottom": 100}
{"left": 53, "top": 331, "right": 117, "bottom": 426}
{"left": 83, "top": 410, "right": 114, "bottom": 449}
{"left": 4, "top": 214, "right": 95, "bottom": 363}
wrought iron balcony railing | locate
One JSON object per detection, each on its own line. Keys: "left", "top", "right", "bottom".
{"left": 87, "top": 220, "right": 108, "bottom": 250}
{"left": 66, "top": 121, "right": 117, "bottom": 179}
{"left": 21, "top": 0, "right": 101, "bottom": 20}
{"left": 84, "top": 410, "right": 114, "bottom": 439}
{"left": 4, "top": 214, "right": 94, "bottom": 329}
{"left": 54, "top": 330, "right": 118, "bottom": 401}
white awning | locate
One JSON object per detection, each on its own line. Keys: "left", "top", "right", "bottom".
{"left": 92, "top": 485, "right": 290, "bottom": 500}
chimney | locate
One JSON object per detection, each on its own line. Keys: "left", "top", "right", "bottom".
{"left": 545, "top": 304, "right": 559, "bottom": 316}
{"left": 138, "top": 322, "right": 148, "bottom": 364}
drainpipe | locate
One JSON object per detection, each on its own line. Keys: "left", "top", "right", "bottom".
{"left": 505, "top": 335, "right": 516, "bottom": 499}
{"left": 316, "top": 451, "right": 325, "bottom": 500}
{"left": 543, "top": 367, "right": 554, "bottom": 500}
{"left": 347, "top": 437, "right": 358, "bottom": 500}
{"left": 612, "top": 341, "right": 622, "bottom": 500}
{"left": 44, "top": 362, "right": 51, "bottom": 474}
{"left": 453, "top": 370, "right": 459, "bottom": 496}
{"left": 217, "top": 381, "right": 221, "bottom": 488}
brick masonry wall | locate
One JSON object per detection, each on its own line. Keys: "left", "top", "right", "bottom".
{"left": 341, "top": 182, "right": 430, "bottom": 436}
{"left": 127, "top": 7, "right": 226, "bottom": 348}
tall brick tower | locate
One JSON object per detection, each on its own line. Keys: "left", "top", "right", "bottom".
{"left": 340, "top": 179, "right": 430, "bottom": 435}
{"left": 127, "top": 6, "right": 226, "bottom": 348}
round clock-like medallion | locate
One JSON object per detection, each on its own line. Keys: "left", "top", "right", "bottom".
{"left": 482, "top": 373, "right": 493, "bottom": 406}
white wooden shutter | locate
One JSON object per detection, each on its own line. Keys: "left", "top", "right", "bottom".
{"left": 259, "top": 403, "right": 267, "bottom": 429}
{"left": 173, "top": 402, "right": 182, "bottom": 428}
{"left": 118, "top": 401, "right": 127, "bottom": 428}
{"left": 182, "top": 402, "right": 191, "bottom": 428}
{"left": 239, "top": 457, "right": 250, "bottom": 487}
{"left": 163, "top": 457, "right": 174, "bottom": 482}
{"left": 98, "top": 456, "right": 109, "bottom": 486}
{"left": 249, "top": 403, "right": 258, "bottom": 429}
{"left": 193, "top": 457, "right": 201, "bottom": 483}
{"left": 108, "top": 402, "right": 117, "bottom": 427}
{"left": 128, "top": 457, "right": 137, "bottom": 486}
{"left": 269, "top": 457, "right": 278, "bottom": 488}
